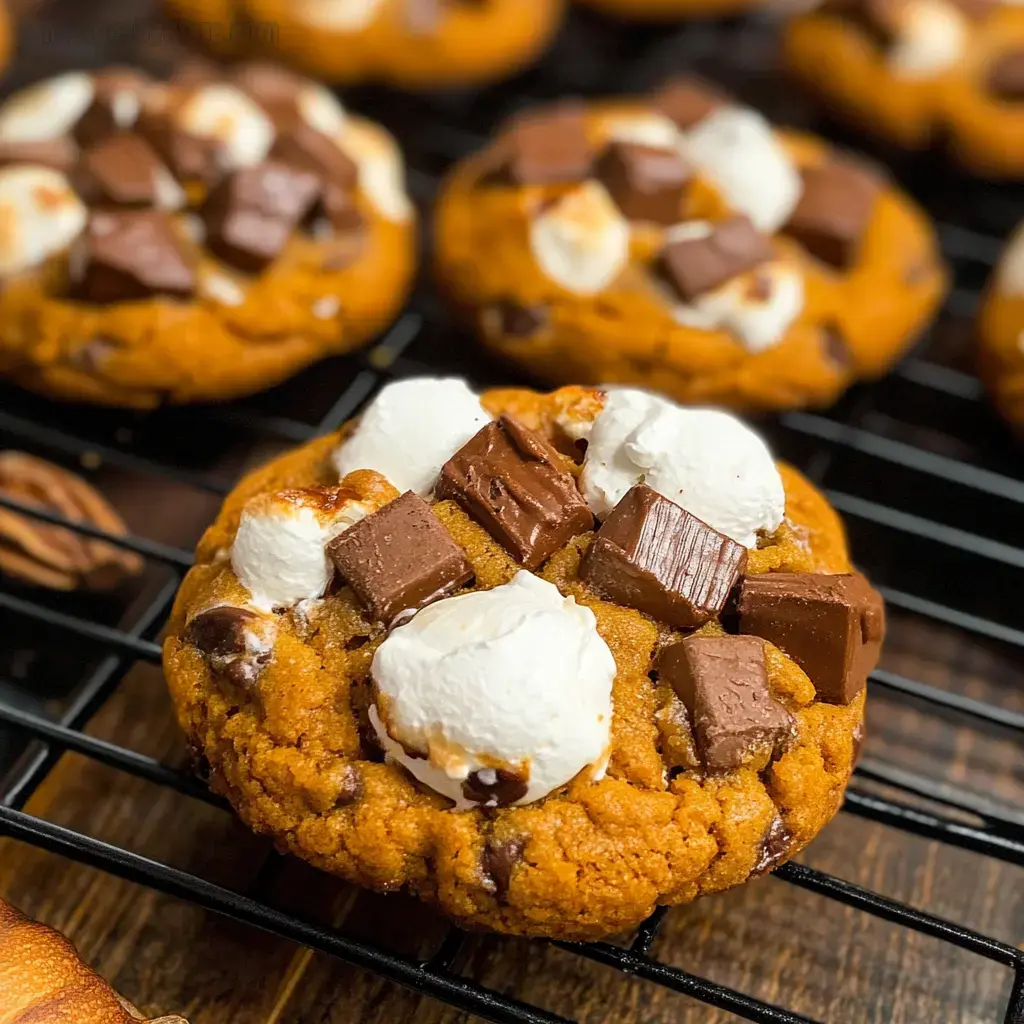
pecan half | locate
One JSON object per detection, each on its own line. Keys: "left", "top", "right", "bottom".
{"left": 0, "top": 451, "right": 143, "bottom": 590}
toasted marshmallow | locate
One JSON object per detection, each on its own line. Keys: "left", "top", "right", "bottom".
{"left": 0, "top": 167, "right": 87, "bottom": 276}
{"left": 997, "top": 224, "right": 1024, "bottom": 295}
{"left": 371, "top": 572, "right": 616, "bottom": 809}
{"left": 295, "top": 0, "right": 386, "bottom": 30}
{"left": 600, "top": 112, "right": 682, "bottom": 149}
{"left": 530, "top": 181, "right": 630, "bottom": 295}
{"left": 231, "top": 488, "right": 372, "bottom": 610}
{"left": 176, "top": 84, "right": 275, "bottom": 169}
{"left": 333, "top": 378, "right": 491, "bottom": 495}
{"left": 0, "top": 73, "right": 95, "bottom": 143}
{"left": 888, "top": 0, "right": 967, "bottom": 78}
{"left": 678, "top": 107, "right": 801, "bottom": 233}
{"left": 580, "top": 388, "right": 785, "bottom": 547}
{"left": 340, "top": 118, "right": 413, "bottom": 223}
{"left": 298, "top": 84, "right": 347, "bottom": 137}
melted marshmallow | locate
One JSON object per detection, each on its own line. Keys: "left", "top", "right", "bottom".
{"left": 997, "top": 224, "right": 1024, "bottom": 295}
{"left": 887, "top": 0, "right": 968, "bottom": 78}
{"left": 0, "top": 73, "right": 94, "bottom": 143}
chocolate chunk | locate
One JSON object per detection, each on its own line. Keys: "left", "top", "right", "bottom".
{"left": 436, "top": 416, "right": 594, "bottom": 570}
{"left": 752, "top": 815, "right": 793, "bottom": 875}
{"left": 203, "top": 160, "right": 320, "bottom": 273}
{"left": 137, "top": 113, "right": 223, "bottom": 187}
{"left": 271, "top": 121, "right": 358, "bottom": 189}
{"left": 502, "top": 104, "right": 594, "bottom": 185}
{"left": 595, "top": 141, "right": 691, "bottom": 225}
{"left": 579, "top": 484, "right": 747, "bottom": 629}
{"left": 69, "top": 211, "right": 197, "bottom": 303}
{"left": 463, "top": 767, "right": 529, "bottom": 808}
{"left": 660, "top": 216, "right": 773, "bottom": 302}
{"left": 75, "top": 134, "right": 179, "bottom": 209}
{"left": 988, "top": 51, "right": 1024, "bottom": 101}
{"left": 482, "top": 834, "right": 527, "bottom": 898}
{"left": 73, "top": 68, "right": 150, "bottom": 148}
{"left": 653, "top": 77, "right": 727, "bottom": 129}
{"left": 232, "top": 62, "right": 304, "bottom": 119}
{"left": 491, "top": 301, "right": 547, "bottom": 338}
{"left": 186, "top": 605, "right": 273, "bottom": 688}
{"left": 737, "top": 572, "right": 885, "bottom": 705}
{"left": 328, "top": 491, "right": 474, "bottom": 623}
{"left": 0, "top": 137, "right": 77, "bottom": 173}
{"left": 657, "top": 635, "right": 793, "bottom": 773}
{"left": 783, "top": 161, "right": 880, "bottom": 269}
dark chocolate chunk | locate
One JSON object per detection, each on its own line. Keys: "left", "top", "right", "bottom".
{"left": 653, "top": 77, "right": 728, "bottom": 129}
{"left": 74, "top": 134, "right": 179, "bottom": 209}
{"left": 203, "top": 160, "right": 320, "bottom": 273}
{"left": 502, "top": 104, "right": 594, "bottom": 185}
{"left": 491, "top": 301, "right": 547, "bottom": 338}
{"left": 271, "top": 121, "right": 358, "bottom": 189}
{"left": 73, "top": 68, "right": 150, "bottom": 148}
{"left": 988, "top": 51, "right": 1024, "bottom": 101}
{"left": 0, "top": 137, "right": 77, "bottom": 173}
{"left": 482, "top": 834, "right": 527, "bottom": 899}
{"left": 328, "top": 491, "right": 474, "bottom": 623}
{"left": 752, "top": 815, "right": 793, "bottom": 875}
{"left": 579, "top": 484, "right": 747, "bottom": 629}
{"left": 660, "top": 216, "right": 773, "bottom": 302}
{"left": 783, "top": 161, "right": 880, "bottom": 269}
{"left": 595, "top": 141, "right": 691, "bottom": 225}
{"left": 69, "top": 210, "right": 197, "bottom": 303}
{"left": 462, "top": 768, "right": 529, "bottom": 808}
{"left": 657, "top": 635, "right": 793, "bottom": 773}
{"left": 822, "top": 321, "right": 853, "bottom": 369}
{"left": 436, "top": 416, "right": 594, "bottom": 570}
{"left": 737, "top": 572, "right": 885, "bottom": 704}
{"left": 186, "top": 605, "right": 273, "bottom": 688}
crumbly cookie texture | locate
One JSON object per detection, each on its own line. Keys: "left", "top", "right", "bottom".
{"left": 163, "top": 0, "right": 565, "bottom": 89}
{"left": 433, "top": 81, "right": 946, "bottom": 414}
{"left": 978, "top": 223, "right": 1024, "bottom": 428}
{"left": 164, "top": 382, "right": 874, "bottom": 940}
{"left": 0, "top": 63, "right": 415, "bottom": 408}
{"left": 785, "top": 0, "right": 1024, "bottom": 177}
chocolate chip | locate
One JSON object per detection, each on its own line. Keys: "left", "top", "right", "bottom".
{"left": 334, "top": 764, "right": 364, "bottom": 807}
{"left": 186, "top": 605, "right": 273, "bottom": 688}
{"left": 462, "top": 768, "right": 529, "bottom": 808}
{"left": 657, "top": 635, "right": 794, "bottom": 773}
{"left": 783, "top": 161, "right": 880, "bottom": 269}
{"left": 502, "top": 103, "right": 594, "bottom": 185}
{"left": 73, "top": 68, "right": 150, "bottom": 148}
{"left": 482, "top": 834, "right": 527, "bottom": 898}
{"left": 203, "top": 160, "right": 321, "bottom": 273}
{"left": 74, "top": 134, "right": 179, "bottom": 209}
{"left": 328, "top": 491, "right": 474, "bottom": 624}
{"left": 491, "top": 301, "right": 547, "bottom": 338}
{"left": 580, "top": 484, "right": 748, "bottom": 629}
{"left": 69, "top": 211, "right": 197, "bottom": 303}
{"left": 595, "top": 141, "right": 691, "bottom": 225}
{"left": 822, "top": 322, "right": 853, "bottom": 370}
{"left": 271, "top": 121, "right": 358, "bottom": 190}
{"left": 0, "top": 138, "right": 77, "bottom": 173}
{"left": 436, "top": 416, "right": 594, "bottom": 570}
{"left": 660, "top": 216, "right": 773, "bottom": 302}
{"left": 752, "top": 815, "right": 793, "bottom": 875}
{"left": 652, "top": 76, "right": 727, "bottom": 129}
{"left": 988, "top": 51, "right": 1024, "bottom": 101}
{"left": 737, "top": 572, "right": 885, "bottom": 705}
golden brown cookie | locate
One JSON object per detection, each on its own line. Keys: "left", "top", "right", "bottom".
{"left": 978, "top": 223, "right": 1024, "bottom": 427}
{"left": 0, "top": 63, "right": 416, "bottom": 408}
{"left": 164, "top": 379, "right": 880, "bottom": 940}
{"left": 784, "top": 0, "right": 1024, "bottom": 177}
{"left": 0, "top": 2, "right": 12, "bottom": 76}
{"left": 433, "top": 81, "right": 946, "bottom": 413}
{"left": 578, "top": 0, "right": 766, "bottom": 18}
{"left": 164, "top": 0, "right": 565, "bottom": 89}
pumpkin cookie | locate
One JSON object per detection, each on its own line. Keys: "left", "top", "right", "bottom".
{"left": 0, "top": 63, "right": 416, "bottom": 408}
{"left": 0, "top": 2, "right": 11, "bottom": 76}
{"left": 433, "top": 81, "right": 946, "bottom": 413}
{"left": 578, "top": 0, "right": 766, "bottom": 19}
{"left": 784, "top": 0, "right": 1024, "bottom": 177}
{"left": 978, "top": 223, "right": 1024, "bottom": 427}
{"left": 164, "top": 0, "right": 564, "bottom": 89}
{"left": 164, "top": 377, "right": 882, "bottom": 940}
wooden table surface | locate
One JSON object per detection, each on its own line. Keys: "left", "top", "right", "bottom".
{"left": 0, "top": 2, "right": 1022, "bottom": 1023}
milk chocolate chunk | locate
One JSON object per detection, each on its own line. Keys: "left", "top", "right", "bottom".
{"left": 988, "top": 51, "right": 1024, "bottom": 101}
{"left": 271, "top": 121, "right": 358, "bottom": 189}
{"left": 653, "top": 77, "right": 727, "bottom": 129}
{"left": 737, "top": 572, "right": 885, "bottom": 704}
{"left": 462, "top": 768, "right": 529, "bottom": 808}
{"left": 0, "top": 137, "right": 77, "bottom": 172}
{"left": 579, "top": 484, "right": 747, "bottom": 629}
{"left": 70, "top": 211, "right": 197, "bottom": 303}
{"left": 752, "top": 815, "right": 793, "bottom": 875}
{"left": 203, "top": 160, "right": 320, "bottom": 273}
{"left": 436, "top": 416, "right": 594, "bottom": 570}
{"left": 657, "top": 635, "right": 793, "bottom": 773}
{"left": 503, "top": 104, "right": 594, "bottom": 185}
{"left": 660, "top": 216, "right": 773, "bottom": 302}
{"left": 75, "top": 135, "right": 177, "bottom": 209}
{"left": 73, "top": 68, "right": 150, "bottom": 148}
{"left": 232, "top": 62, "right": 304, "bottom": 119}
{"left": 137, "top": 114, "right": 223, "bottom": 187}
{"left": 595, "top": 142, "right": 691, "bottom": 225}
{"left": 783, "top": 161, "right": 880, "bottom": 269}
{"left": 328, "top": 491, "right": 473, "bottom": 623}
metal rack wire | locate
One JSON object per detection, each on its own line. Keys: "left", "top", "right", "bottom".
{"left": 0, "top": 7, "right": 1023, "bottom": 1023}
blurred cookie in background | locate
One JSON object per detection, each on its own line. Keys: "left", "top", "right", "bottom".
{"left": 978, "top": 223, "right": 1024, "bottom": 429}
{"left": 578, "top": 0, "right": 771, "bottom": 18}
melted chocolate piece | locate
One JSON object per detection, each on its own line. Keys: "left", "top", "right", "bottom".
{"left": 137, "top": 112, "right": 224, "bottom": 187}
{"left": 482, "top": 834, "right": 527, "bottom": 899}
{"left": 737, "top": 572, "right": 885, "bottom": 704}
{"left": 595, "top": 141, "right": 691, "bottom": 225}
{"left": 657, "top": 635, "right": 793, "bottom": 773}
{"left": 988, "top": 51, "right": 1024, "bottom": 101}
{"left": 501, "top": 104, "right": 594, "bottom": 185}
{"left": 328, "top": 491, "right": 474, "bottom": 624}
{"left": 186, "top": 605, "right": 272, "bottom": 688}
{"left": 492, "top": 301, "right": 547, "bottom": 338}
{"left": 752, "top": 815, "right": 793, "bottom": 875}
{"left": 75, "top": 134, "right": 176, "bottom": 208}
{"left": 436, "top": 416, "right": 594, "bottom": 570}
{"left": 822, "top": 321, "right": 853, "bottom": 370}
{"left": 579, "top": 484, "right": 747, "bottom": 629}
{"left": 652, "top": 76, "right": 728, "bottom": 129}
{"left": 462, "top": 767, "right": 529, "bottom": 808}
{"left": 73, "top": 68, "right": 150, "bottom": 148}
{"left": 271, "top": 121, "right": 358, "bottom": 189}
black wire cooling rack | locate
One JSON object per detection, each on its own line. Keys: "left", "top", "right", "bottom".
{"left": 1, "top": 7, "right": 1023, "bottom": 1024}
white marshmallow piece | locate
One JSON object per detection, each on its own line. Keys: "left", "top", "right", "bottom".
{"left": 580, "top": 388, "right": 785, "bottom": 547}
{"left": 887, "top": 0, "right": 967, "bottom": 79}
{"left": 298, "top": 84, "right": 347, "bottom": 138}
{"left": 231, "top": 489, "right": 371, "bottom": 610}
{"left": 333, "top": 377, "right": 491, "bottom": 495}
{"left": 340, "top": 118, "right": 414, "bottom": 223}
{"left": 678, "top": 107, "right": 801, "bottom": 233}
{"left": 176, "top": 84, "right": 275, "bottom": 170}
{"left": 0, "top": 73, "right": 95, "bottom": 144}
{"left": 600, "top": 112, "right": 682, "bottom": 150}
{"left": 0, "top": 166, "right": 87, "bottom": 277}
{"left": 530, "top": 181, "right": 630, "bottom": 295}
{"left": 997, "top": 224, "right": 1024, "bottom": 296}
{"left": 295, "top": 0, "right": 386, "bottom": 30}
{"left": 371, "top": 571, "right": 616, "bottom": 809}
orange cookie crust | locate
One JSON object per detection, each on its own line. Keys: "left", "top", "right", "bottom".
{"left": 433, "top": 84, "right": 946, "bottom": 414}
{"left": 164, "top": 385, "right": 869, "bottom": 941}
{"left": 164, "top": 0, "right": 565, "bottom": 89}
{"left": 978, "top": 224, "right": 1024, "bottom": 428}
